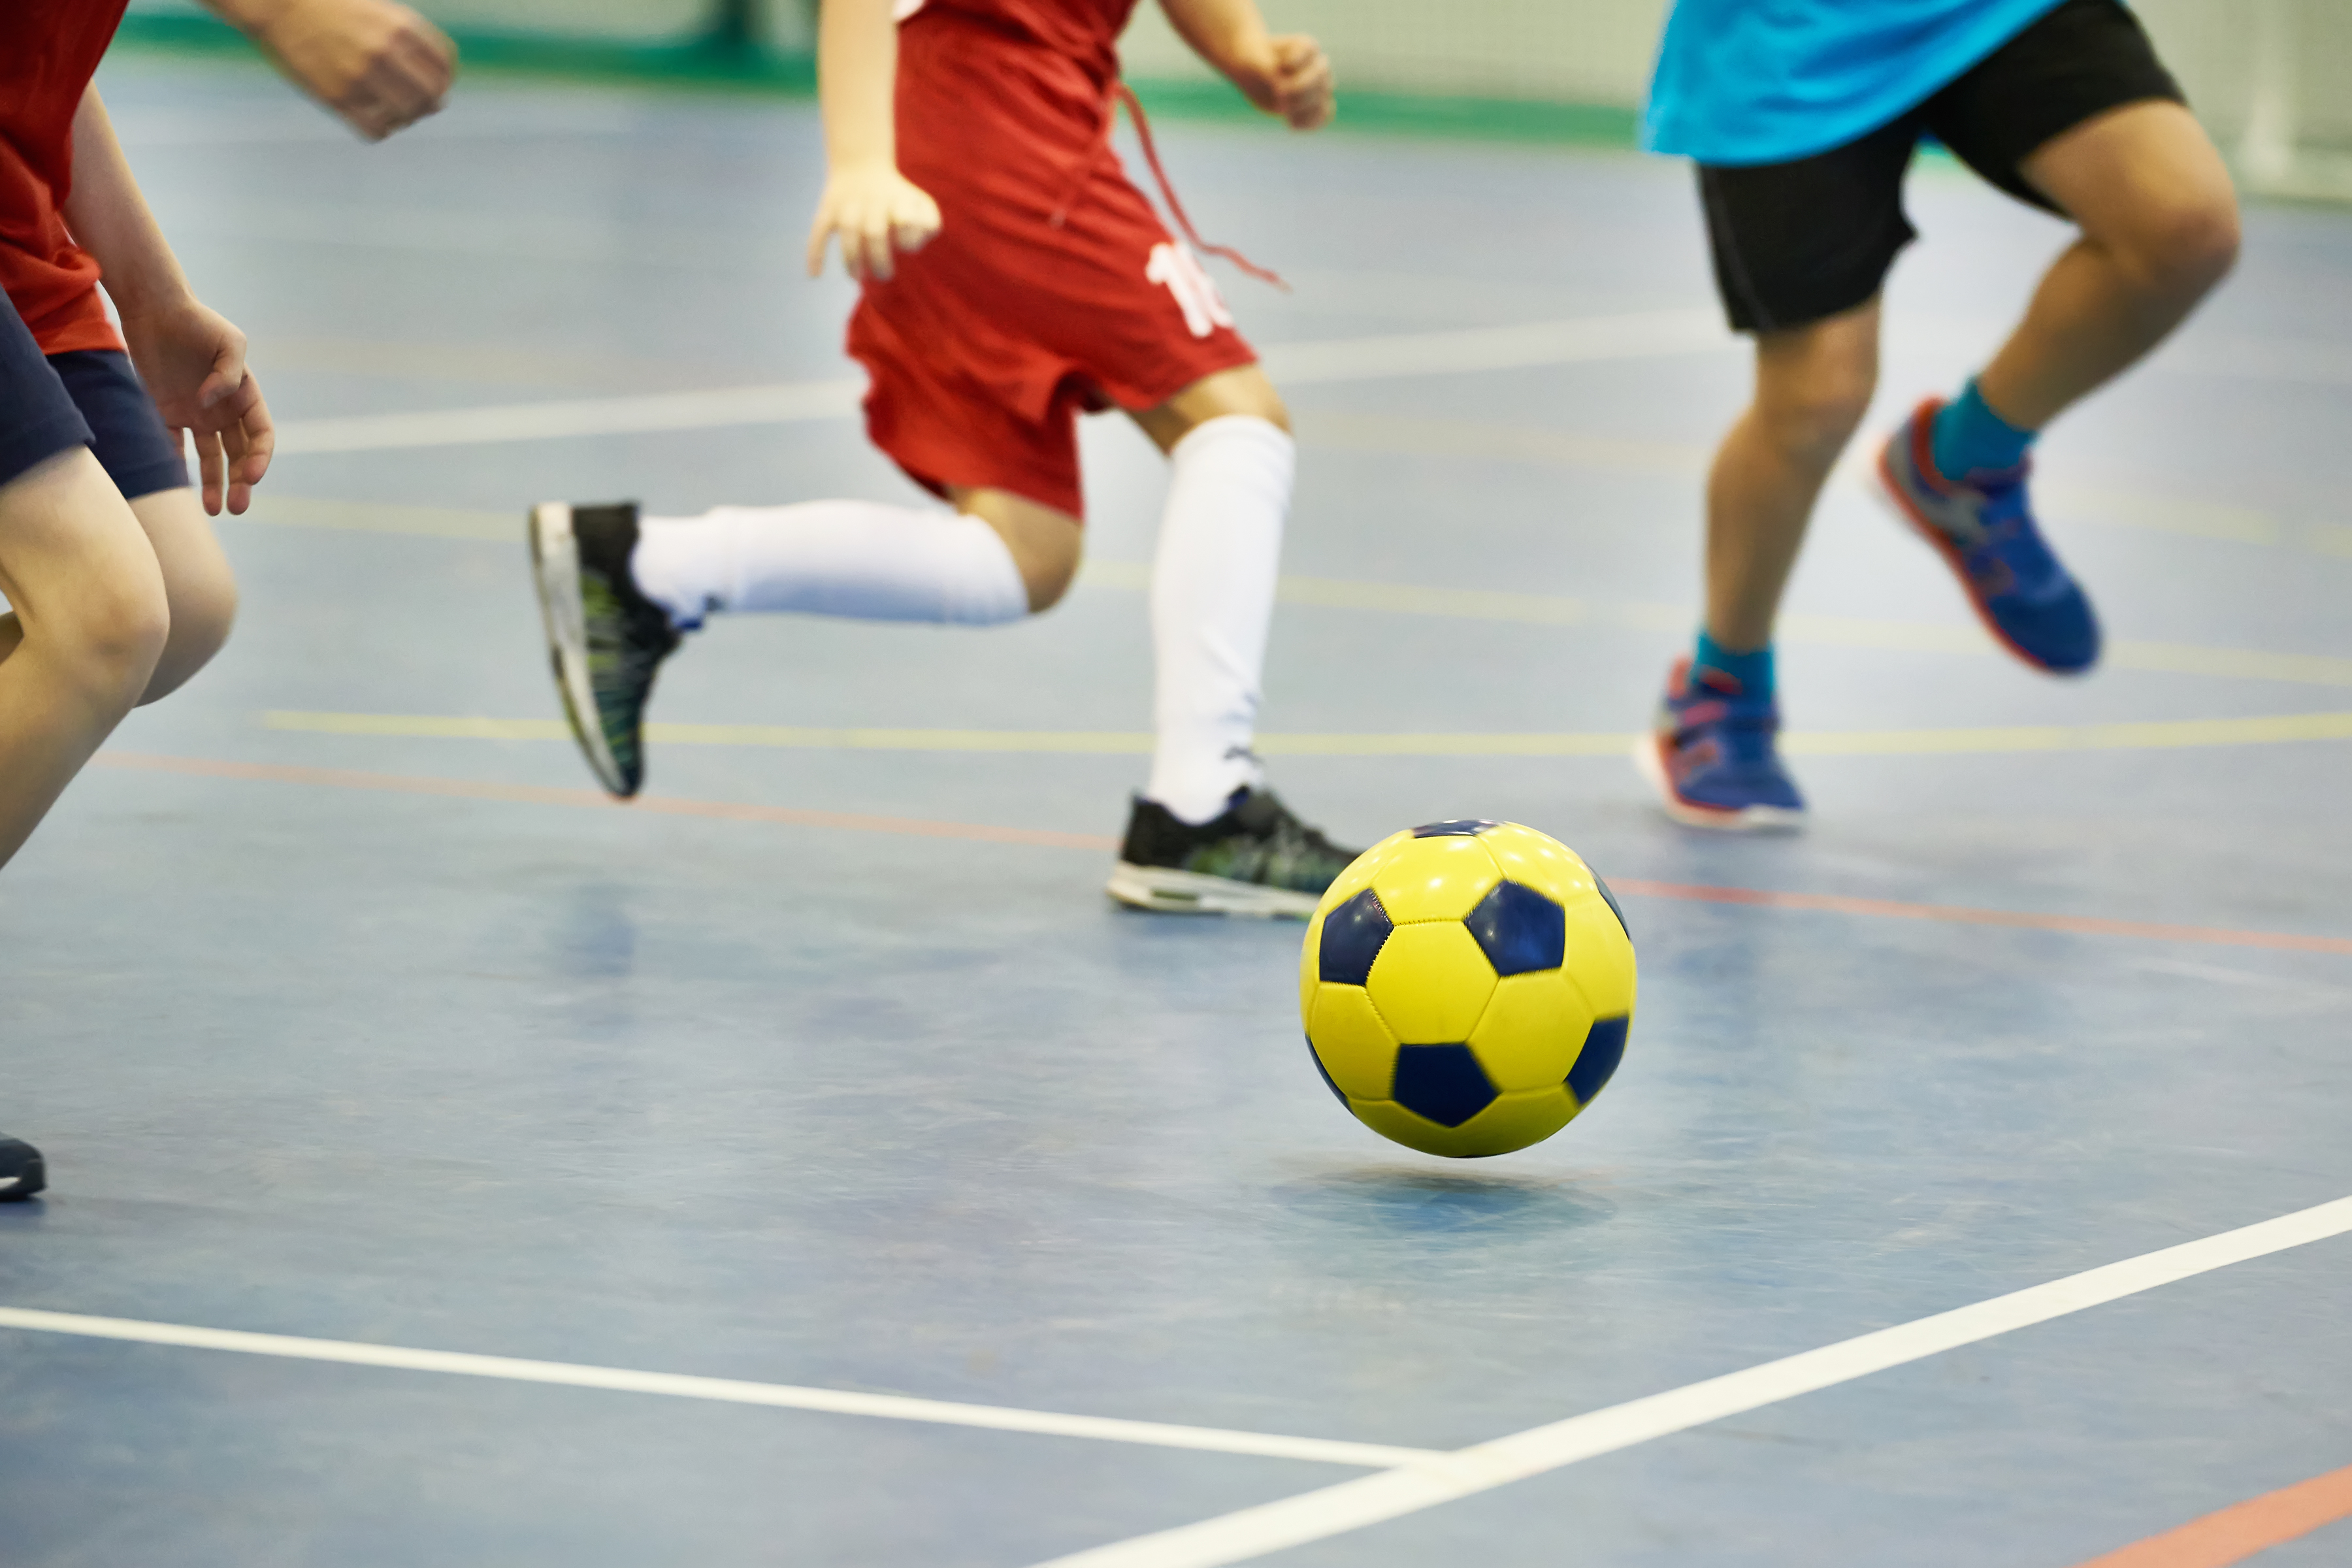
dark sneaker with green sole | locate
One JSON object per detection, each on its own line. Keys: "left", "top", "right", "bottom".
{"left": 1, "top": 1135, "right": 46, "bottom": 1201}
{"left": 529, "top": 501, "right": 681, "bottom": 798}
{"left": 1107, "top": 786, "right": 1361, "bottom": 917}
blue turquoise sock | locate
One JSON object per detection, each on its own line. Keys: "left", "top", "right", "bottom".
{"left": 1931, "top": 378, "right": 2036, "bottom": 478}
{"left": 1693, "top": 630, "right": 1773, "bottom": 698}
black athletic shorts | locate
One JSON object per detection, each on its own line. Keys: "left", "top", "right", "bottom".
{"left": 1695, "top": 0, "right": 2185, "bottom": 334}
{"left": 1, "top": 303, "right": 188, "bottom": 498}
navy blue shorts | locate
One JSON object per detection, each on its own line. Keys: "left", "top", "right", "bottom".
{"left": 1, "top": 303, "right": 189, "bottom": 500}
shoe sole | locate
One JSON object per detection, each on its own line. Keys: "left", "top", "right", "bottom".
{"left": 1872, "top": 440, "right": 2093, "bottom": 678}
{"left": 1106, "top": 862, "right": 1323, "bottom": 919}
{"left": 527, "top": 503, "right": 632, "bottom": 798}
{"left": 1632, "top": 736, "right": 1805, "bottom": 834}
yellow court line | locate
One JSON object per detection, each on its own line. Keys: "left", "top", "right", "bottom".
{"left": 262, "top": 710, "right": 2352, "bottom": 757}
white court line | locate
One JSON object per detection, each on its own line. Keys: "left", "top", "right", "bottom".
{"left": 270, "top": 310, "right": 1735, "bottom": 455}
{"left": 1026, "top": 1192, "right": 2352, "bottom": 1568}
{"left": 0, "top": 1306, "right": 1439, "bottom": 1470}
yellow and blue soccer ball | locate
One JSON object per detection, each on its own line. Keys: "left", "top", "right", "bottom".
{"left": 1298, "top": 820, "right": 1636, "bottom": 1158}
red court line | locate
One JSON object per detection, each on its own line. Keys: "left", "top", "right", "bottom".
{"left": 93, "top": 753, "right": 2352, "bottom": 956}
{"left": 1609, "top": 878, "right": 2352, "bottom": 958}
{"left": 2066, "top": 1462, "right": 2352, "bottom": 1567}
{"left": 92, "top": 751, "right": 1119, "bottom": 851}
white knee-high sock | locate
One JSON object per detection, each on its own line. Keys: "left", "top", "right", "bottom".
{"left": 1145, "top": 415, "right": 1294, "bottom": 824}
{"left": 630, "top": 501, "right": 1028, "bottom": 630}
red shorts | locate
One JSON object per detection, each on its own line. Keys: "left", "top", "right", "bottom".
{"left": 847, "top": 12, "right": 1257, "bottom": 520}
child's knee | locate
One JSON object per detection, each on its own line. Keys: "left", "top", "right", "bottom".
{"left": 178, "top": 557, "right": 237, "bottom": 664}
{"left": 2122, "top": 189, "right": 2240, "bottom": 301}
{"left": 63, "top": 569, "right": 172, "bottom": 708}
{"left": 1750, "top": 309, "right": 1880, "bottom": 461}
{"left": 1757, "top": 355, "right": 1877, "bottom": 457}
{"left": 139, "top": 568, "right": 237, "bottom": 704}
{"left": 1014, "top": 531, "right": 1081, "bottom": 612}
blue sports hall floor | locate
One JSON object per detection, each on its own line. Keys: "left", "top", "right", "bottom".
{"left": 5, "top": 52, "right": 2351, "bottom": 1568}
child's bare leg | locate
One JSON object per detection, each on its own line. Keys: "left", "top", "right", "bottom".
{"left": 1705, "top": 300, "right": 1880, "bottom": 653}
{"left": 1972, "top": 101, "right": 2238, "bottom": 431}
{"left": 1129, "top": 364, "right": 1288, "bottom": 453}
{"left": 125, "top": 487, "right": 237, "bottom": 703}
{"left": 0, "top": 489, "right": 238, "bottom": 702}
{"left": 0, "top": 448, "right": 171, "bottom": 868}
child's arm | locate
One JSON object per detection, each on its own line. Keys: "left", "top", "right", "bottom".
{"left": 1158, "top": 0, "right": 1333, "bottom": 130}
{"left": 199, "top": 0, "right": 456, "bottom": 142}
{"left": 804, "top": 0, "right": 942, "bottom": 282}
{"left": 63, "top": 87, "right": 273, "bottom": 516}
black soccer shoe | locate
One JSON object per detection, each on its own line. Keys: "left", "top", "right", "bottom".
{"left": 529, "top": 501, "right": 681, "bottom": 798}
{"left": 1107, "top": 786, "right": 1361, "bottom": 918}
{"left": 0, "top": 1135, "right": 47, "bottom": 1201}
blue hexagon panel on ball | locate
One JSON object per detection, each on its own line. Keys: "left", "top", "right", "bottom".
{"left": 1298, "top": 820, "right": 1637, "bottom": 1157}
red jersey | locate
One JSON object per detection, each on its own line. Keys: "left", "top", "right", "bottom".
{"left": 1, "top": 0, "right": 132, "bottom": 353}
{"left": 896, "top": 0, "right": 1136, "bottom": 84}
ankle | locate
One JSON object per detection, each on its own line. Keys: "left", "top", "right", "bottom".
{"left": 1693, "top": 630, "right": 1774, "bottom": 698}
{"left": 1931, "top": 380, "right": 2036, "bottom": 480}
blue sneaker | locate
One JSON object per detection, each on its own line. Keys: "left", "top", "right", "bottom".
{"left": 1635, "top": 658, "right": 1806, "bottom": 832}
{"left": 1878, "top": 399, "right": 2100, "bottom": 675}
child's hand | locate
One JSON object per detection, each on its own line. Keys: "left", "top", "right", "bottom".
{"left": 248, "top": 0, "right": 456, "bottom": 140}
{"left": 121, "top": 302, "right": 274, "bottom": 516}
{"left": 806, "top": 166, "right": 943, "bottom": 282}
{"left": 1269, "top": 35, "right": 1333, "bottom": 131}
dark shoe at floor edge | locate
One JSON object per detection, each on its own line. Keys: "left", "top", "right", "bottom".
{"left": 1, "top": 1135, "right": 46, "bottom": 1201}
{"left": 1108, "top": 786, "right": 1360, "bottom": 918}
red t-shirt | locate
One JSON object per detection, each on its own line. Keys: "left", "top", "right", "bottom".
{"left": 1, "top": 1, "right": 132, "bottom": 353}
{"left": 897, "top": 0, "right": 1137, "bottom": 84}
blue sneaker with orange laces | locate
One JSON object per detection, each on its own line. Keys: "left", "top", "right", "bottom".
{"left": 1878, "top": 398, "right": 2100, "bottom": 675}
{"left": 1634, "top": 657, "right": 1806, "bottom": 832}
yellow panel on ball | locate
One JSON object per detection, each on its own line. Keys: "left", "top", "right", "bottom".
{"left": 1352, "top": 1085, "right": 1578, "bottom": 1158}
{"left": 1465, "top": 970, "right": 1593, "bottom": 1092}
{"left": 1311, "top": 828, "right": 1416, "bottom": 921}
{"left": 1367, "top": 834, "right": 1502, "bottom": 925}
{"left": 1477, "top": 821, "right": 1601, "bottom": 909}
{"left": 1305, "top": 984, "right": 1399, "bottom": 1100}
{"left": 1561, "top": 898, "right": 1638, "bottom": 1019}
{"left": 1364, "top": 922, "right": 1496, "bottom": 1043}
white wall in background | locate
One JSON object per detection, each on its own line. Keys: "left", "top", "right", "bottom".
{"left": 1119, "top": 0, "right": 1670, "bottom": 104}
{"left": 125, "top": 0, "right": 2350, "bottom": 150}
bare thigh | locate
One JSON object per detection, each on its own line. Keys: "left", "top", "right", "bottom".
{"left": 1129, "top": 365, "right": 1289, "bottom": 455}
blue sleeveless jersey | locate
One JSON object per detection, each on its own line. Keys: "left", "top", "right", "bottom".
{"left": 1644, "top": 0, "right": 2071, "bottom": 166}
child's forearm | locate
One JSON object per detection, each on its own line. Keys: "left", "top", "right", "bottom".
{"left": 820, "top": 0, "right": 902, "bottom": 174}
{"left": 61, "top": 88, "right": 193, "bottom": 320}
{"left": 1158, "top": 0, "right": 1279, "bottom": 105}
